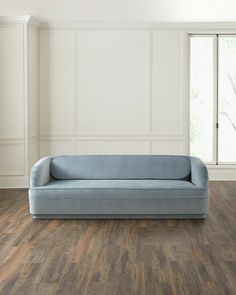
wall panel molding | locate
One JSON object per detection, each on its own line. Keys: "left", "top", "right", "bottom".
{"left": 40, "top": 133, "right": 184, "bottom": 140}
{"left": 39, "top": 25, "right": 189, "bottom": 159}
{"left": 151, "top": 138, "right": 185, "bottom": 155}
{"left": 0, "top": 25, "right": 25, "bottom": 139}
{"left": 73, "top": 31, "right": 78, "bottom": 134}
{"left": 40, "top": 29, "right": 75, "bottom": 135}
{"left": 0, "top": 143, "right": 25, "bottom": 175}
{"left": 0, "top": 138, "right": 24, "bottom": 143}
{"left": 75, "top": 30, "right": 148, "bottom": 134}
{"left": 146, "top": 31, "right": 153, "bottom": 133}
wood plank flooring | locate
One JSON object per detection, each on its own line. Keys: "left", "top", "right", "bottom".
{"left": 0, "top": 182, "right": 236, "bottom": 295}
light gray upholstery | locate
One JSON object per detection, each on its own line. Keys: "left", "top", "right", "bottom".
{"left": 28, "top": 155, "right": 209, "bottom": 219}
{"left": 189, "top": 156, "right": 208, "bottom": 188}
{"left": 30, "top": 157, "right": 52, "bottom": 187}
{"left": 50, "top": 155, "right": 191, "bottom": 180}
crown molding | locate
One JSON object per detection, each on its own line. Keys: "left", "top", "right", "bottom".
{"left": 1, "top": 17, "right": 236, "bottom": 30}
{"left": 39, "top": 21, "right": 236, "bottom": 30}
{"left": 0, "top": 15, "right": 39, "bottom": 27}
{"left": 28, "top": 17, "right": 40, "bottom": 28}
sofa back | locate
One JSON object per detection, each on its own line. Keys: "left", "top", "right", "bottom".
{"left": 50, "top": 155, "right": 191, "bottom": 180}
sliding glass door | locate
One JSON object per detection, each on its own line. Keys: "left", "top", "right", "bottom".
{"left": 190, "top": 34, "right": 236, "bottom": 164}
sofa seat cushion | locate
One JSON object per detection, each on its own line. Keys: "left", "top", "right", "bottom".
{"left": 31, "top": 179, "right": 208, "bottom": 198}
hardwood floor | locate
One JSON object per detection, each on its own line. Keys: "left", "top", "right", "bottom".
{"left": 0, "top": 182, "right": 236, "bottom": 295}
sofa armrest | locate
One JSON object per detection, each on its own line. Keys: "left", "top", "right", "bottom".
{"left": 30, "top": 157, "right": 52, "bottom": 188}
{"left": 189, "top": 156, "right": 209, "bottom": 189}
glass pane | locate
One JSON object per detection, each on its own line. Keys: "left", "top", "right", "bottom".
{"left": 218, "top": 36, "right": 236, "bottom": 163}
{"left": 190, "top": 37, "right": 214, "bottom": 163}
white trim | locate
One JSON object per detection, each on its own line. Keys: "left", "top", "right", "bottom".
{"left": 73, "top": 31, "right": 78, "bottom": 134}
{"left": 0, "top": 142, "right": 24, "bottom": 146}
{"left": 40, "top": 132, "right": 184, "bottom": 137}
{"left": 182, "top": 32, "right": 189, "bottom": 154}
{"left": 23, "top": 23, "right": 28, "bottom": 177}
{"left": 0, "top": 138, "right": 24, "bottom": 143}
{"left": 208, "top": 166, "right": 236, "bottom": 180}
{"left": 39, "top": 22, "right": 42, "bottom": 159}
{"left": 41, "top": 137, "right": 183, "bottom": 142}
{"left": 1, "top": 18, "right": 236, "bottom": 31}
{"left": 0, "top": 172, "right": 25, "bottom": 176}
{"left": 0, "top": 15, "right": 39, "bottom": 26}
{"left": 39, "top": 22, "right": 236, "bottom": 30}
{"left": 28, "top": 17, "right": 40, "bottom": 28}
{"left": 146, "top": 31, "right": 153, "bottom": 133}
{"left": 207, "top": 164, "right": 236, "bottom": 168}
{"left": 0, "top": 15, "right": 30, "bottom": 24}
{"left": 40, "top": 134, "right": 184, "bottom": 141}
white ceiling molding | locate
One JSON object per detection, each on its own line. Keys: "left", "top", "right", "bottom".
{"left": 1, "top": 16, "right": 236, "bottom": 31}
{"left": 0, "top": 15, "right": 40, "bottom": 27}
{"left": 39, "top": 21, "right": 236, "bottom": 31}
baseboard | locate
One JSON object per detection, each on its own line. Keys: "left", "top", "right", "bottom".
{"left": 208, "top": 166, "right": 236, "bottom": 180}
{"left": 0, "top": 176, "right": 29, "bottom": 188}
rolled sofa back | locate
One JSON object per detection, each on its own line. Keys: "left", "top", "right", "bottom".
{"left": 49, "top": 155, "right": 191, "bottom": 180}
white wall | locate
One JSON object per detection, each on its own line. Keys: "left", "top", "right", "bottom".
{"left": 1, "top": 16, "right": 236, "bottom": 186}
{"left": 38, "top": 22, "right": 236, "bottom": 180}
{"left": 39, "top": 27, "right": 187, "bottom": 157}
{"left": 1, "top": 0, "right": 236, "bottom": 22}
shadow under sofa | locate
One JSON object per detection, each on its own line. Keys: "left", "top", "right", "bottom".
{"left": 28, "top": 155, "right": 209, "bottom": 219}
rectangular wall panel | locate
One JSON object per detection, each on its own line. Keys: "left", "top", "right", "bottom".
{"left": 0, "top": 26, "right": 24, "bottom": 138}
{"left": 76, "top": 140, "right": 148, "bottom": 155}
{"left": 40, "top": 31, "right": 75, "bottom": 135}
{"left": 76, "top": 31, "right": 148, "bottom": 133}
{"left": 40, "top": 140, "right": 74, "bottom": 157}
{"left": 152, "top": 31, "right": 184, "bottom": 135}
{"left": 151, "top": 139, "right": 184, "bottom": 155}
{"left": 0, "top": 144, "right": 24, "bottom": 175}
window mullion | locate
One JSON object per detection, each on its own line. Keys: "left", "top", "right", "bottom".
{"left": 213, "top": 35, "right": 219, "bottom": 165}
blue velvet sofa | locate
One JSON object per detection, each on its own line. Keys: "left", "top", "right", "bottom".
{"left": 28, "top": 155, "right": 209, "bottom": 219}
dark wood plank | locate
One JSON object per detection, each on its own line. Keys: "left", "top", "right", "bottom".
{"left": 0, "top": 182, "right": 235, "bottom": 295}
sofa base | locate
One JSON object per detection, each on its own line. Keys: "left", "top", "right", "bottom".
{"left": 33, "top": 213, "right": 207, "bottom": 219}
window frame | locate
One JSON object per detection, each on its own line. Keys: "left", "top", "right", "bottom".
{"left": 189, "top": 33, "right": 236, "bottom": 166}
